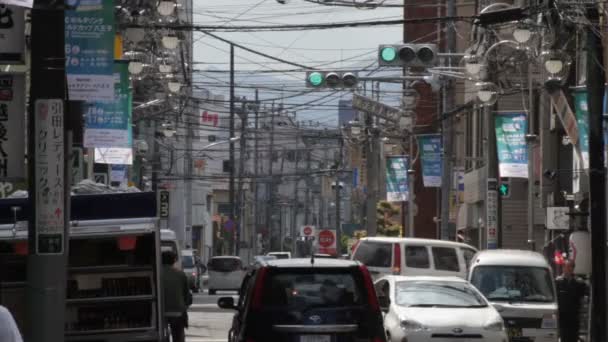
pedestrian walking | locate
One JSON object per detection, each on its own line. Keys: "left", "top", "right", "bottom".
{"left": 162, "top": 251, "right": 192, "bottom": 342}
{"left": 0, "top": 305, "right": 23, "bottom": 342}
{"left": 556, "top": 260, "right": 586, "bottom": 342}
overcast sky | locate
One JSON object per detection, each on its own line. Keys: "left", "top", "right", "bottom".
{"left": 192, "top": 0, "right": 404, "bottom": 126}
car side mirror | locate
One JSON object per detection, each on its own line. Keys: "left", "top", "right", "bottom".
{"left": 378, "top": 296, "right": 390, "bottom": 312}
{"left": 218, "top": 297, "right": 237, "bottom": 310}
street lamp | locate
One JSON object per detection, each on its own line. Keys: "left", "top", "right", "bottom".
{"left": 462, "top": 53, "right": 486, "bottom": 80}
{"left": 540, "top": 50, "right": 571, "bottom": 84}
{"left": 157, "top": 0, "right": 176, "bottom": 16}
{"left": 475, "top": 81, "right": 499, "bottom": 106}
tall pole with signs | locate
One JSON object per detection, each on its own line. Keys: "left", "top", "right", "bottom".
{"left": 27, "top": 1, "right": 68, "bottom": 341}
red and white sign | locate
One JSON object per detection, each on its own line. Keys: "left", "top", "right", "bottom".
{"left": 300, "top": 225, "right": 315, "bottom": 237}
{"left": 201, "top": 111, "right": 219, "bottom": 127}
{"left": 317, "top": 229, "right": 336, "bottom": 255}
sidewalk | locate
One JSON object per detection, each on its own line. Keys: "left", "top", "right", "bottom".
{"left": 186, "top": 309, "right": 232, "bottom": 342}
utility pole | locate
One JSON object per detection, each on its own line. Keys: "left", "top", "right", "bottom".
{"left": 229, "top": 44, "right": 236, "bottom": 255}
{"left": 335, "top": 137, "right": 343, "bottom": 254}
{"left": 266, "top": 102, "right": 275, "bottom": 251}
{"left": 586, "top": 7, "right": 607, "bottom": 341}
{"left": 440, "top": 0, "right": 455, "bottom": 240}
{"left": 252, "top": 89, "right": 259, "bottom": 256}
{"left": 365, "top": 111, "right": 378, "bottom": 236}
{"left": 27, "top": 2, "right": 68, "bottom": 341}
{"left": 305, "top": 148, "right": 312, "bottom": 225}
{"left": 235, "top": 100, "right": 248, "bottom": 257}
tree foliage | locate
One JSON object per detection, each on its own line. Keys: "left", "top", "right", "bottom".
{"left": 377, "top": 201, "right": 402, "bottom": 237}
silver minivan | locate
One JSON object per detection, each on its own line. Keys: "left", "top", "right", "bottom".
{"left": 351, "top": 237, "right": 478, "bottom": 280}
{"left": 207, "top": 256, "right": 245, "bottom": 295}
{"left": 468, "top": 249, "right": 558, "bottom": 342}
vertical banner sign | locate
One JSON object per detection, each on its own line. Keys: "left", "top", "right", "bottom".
{"left": 159, "top": 190, "right": 170, "bottom": 218}
{"left": 495, "top": 112, "right": 528, "bottom": 178}
{"left": 65, "top": 0, "right": 115, "bottom": 101}
{"left": 35, "top": 100, "right": 65, "bottom": 255}
{"left": 0, "top": 74, "right": 25, "bottom": 180}
{"left": 85, "top": 61, "right": 131, "bottom": 149}
{"left": 0, "top": 5, "right": 25, "bottom": 63}
{"left": 418, "top": 134, "right": 442, "bottom": 187}
{"left": 386, "top": 156, "right": 409, "bottom": 202}
{"left": 486, "top": 178, "right": 498, "bottom": 249}
{"left": 574, "top": 90, "right": 589, "bottom": 169}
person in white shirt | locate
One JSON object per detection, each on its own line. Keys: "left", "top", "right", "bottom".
{"left": 0, "top": 305, "right": 23, "bottom": 342}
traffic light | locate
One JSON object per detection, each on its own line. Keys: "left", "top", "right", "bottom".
{"left": 499, "top": 177, "right": 510, "bottom": 198}
{"left": 305, "top": 71, "right": 358, "bottom": 89}
{"left": 378, "top": 44, "right": 438, "bottom": 67}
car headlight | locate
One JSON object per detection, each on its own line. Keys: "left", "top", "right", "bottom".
{"left": 400, "top": 320, "right": 427, "bottom": 332}
{"left": 484, "top": 319, "right": 505, "bottom": 332}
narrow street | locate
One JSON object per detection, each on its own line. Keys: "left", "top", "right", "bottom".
{"left": 186, "top": 291, "right": 239, "bottom": 342}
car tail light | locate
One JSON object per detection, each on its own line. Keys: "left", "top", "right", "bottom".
{"left": 372, "top": 337, "right": 385, "bottom": 342}
{"left": 392, "top": 243, "right": 401, "bottom": 274}
{"left": 251, "top": 267, "right": 268, "bottom": 310}
{"left": 351, "top": 239, "right": 361, "bottom": 254}
{"left": 358, "top": 265, "right": 380, "bottom": 312}
{"left": 192, "top": 272, "right": 197, "bottom": 277}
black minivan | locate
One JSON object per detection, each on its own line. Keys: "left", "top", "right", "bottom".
{"left": 218, "top": 258, "right": 387, "bottom": 342}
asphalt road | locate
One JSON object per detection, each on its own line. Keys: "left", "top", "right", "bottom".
{"left": 186, "top": 291, "right": 239, "bottom": 342}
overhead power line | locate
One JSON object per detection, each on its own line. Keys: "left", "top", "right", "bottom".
{"left": 126, "top": 16, "right": 475, "bottom": 32}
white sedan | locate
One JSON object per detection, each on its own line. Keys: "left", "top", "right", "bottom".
{"left": 375, "top": 275, "right": 508, "bottom": 342}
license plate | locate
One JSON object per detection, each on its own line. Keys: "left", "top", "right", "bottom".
{"left": 507, "top": 327, "right": 523, "bottom": 339}
{"left": 300, "top": 335, "right": 331, "bottom": 342}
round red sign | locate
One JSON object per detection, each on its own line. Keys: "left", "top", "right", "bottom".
{"left": 318, "top": 230, "right": 335, "bottom": 248}
{"left": 303, "top": 226, "right": 313, "bottom": 236}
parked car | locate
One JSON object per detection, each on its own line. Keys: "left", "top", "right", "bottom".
{"left": 160, "top": 229, "right": 182, "bottom": 270}
{"left": 351, "top": 237, "right": 477, "bottom": 280}
{"left": 375, "top": 275, "right": 508, "bottom": 342}
{"left": 207, "top": 256, "right": 246, "bottom": 295}
{"left": 267, "top": 251, "right": 291, "bottom": 259}
{"left": 468, "top": 250, "right": 558, "bottom": 342}
{"left": 217, "top": 258, "right": 387, "bottom": 342}
{"left": 182, "top": 249, "right": 201, "bottom": 292}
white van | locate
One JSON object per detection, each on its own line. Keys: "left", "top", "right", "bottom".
{"left": 468, "top": 250, "right": 558, "bottom": 342}
{"left": 351, "top": 237, "right": 477, "bottom": 279}
{"left": 207, "top": 256, "right": 245, "bottom": 295}
{"left": 160, "top": 229, "right": 182, "bottom": 270}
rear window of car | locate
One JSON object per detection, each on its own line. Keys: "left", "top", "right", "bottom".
{"left": 209, "top": 258, "right": 241, "bottom": 272}
{"left": 353, "top": 241, "right": 391, "bottom": 268}
{"left": 261, "top": 268, "right": 366, "bottom": 309}
{"left": 405, "top": 245, "right": 430, "bottom": 269}
{"left": 432, "top": 247, "right": 460, "bottom": 272}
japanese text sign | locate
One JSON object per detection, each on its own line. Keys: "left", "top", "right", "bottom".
{"left": 0, "top": 74, "right": 25, "bottom": 181}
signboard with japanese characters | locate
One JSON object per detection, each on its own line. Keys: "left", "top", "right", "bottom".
{"left": 94, "top": 147, "right": 133, "bottom": 165}
{"left": 486, "top": 178, "right": 498, "bottom": 249}
{"left": 70, "top": 147, "right": 84, "bottom": 185}
{"left": 35, "top": 99, "right": 65, "bottom": 255}
{"left": 159, "top": 191, "right": 170, "bottom": 218}
{"left": 65, "top": 0, "right": 115, "bottom": 101}
{"left": 84, "top": 61, "right": 131, "bottom": 149}
{"left": 0, "top": 5, "right": 25, "bottom": 63}
{"left": 0, "top": 74, "right": 25, "bottom": 181}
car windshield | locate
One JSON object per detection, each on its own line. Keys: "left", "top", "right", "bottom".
{"left": 209, "top": 258, "right": 241, "bottom": 272}
{"left": 470, "top": 266, "right": 555, "bottom": 302}
{"left": 395, "top": 281, "right": 487, "bottom": 308}
{"left": 182, "top": 255, "right": 194, "bottom": 268}
{"left": 262, "top": 269, "right": 365, "bottom": 309}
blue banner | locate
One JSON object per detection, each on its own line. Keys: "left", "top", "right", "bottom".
{"left": 495, "top": 112, "right": 528, "bottom": 178}
{"left": 418, "top": 134, "right": 442, "bottom": 187}
{"left": 84, "top": 61, "right": 131, "bottom": 149}
{"left": 65, "top": 0, "right": 115, "bottom": 101}
{"left": 574, "top": 91, "right": 589, "bottom": 169}
{"left": 386, "top": 156, "right": 409, "bottom": 202}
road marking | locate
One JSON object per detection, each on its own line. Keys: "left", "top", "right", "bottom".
{"left": 186, "top": 338, "right": 227, "bottom": 342}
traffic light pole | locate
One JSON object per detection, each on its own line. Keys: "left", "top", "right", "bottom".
{"left": 27, "top": 1, "right": 68, "bottom": 341}
{"left": 586, "top": 9, "right": 607, "bottom": 341}
{"left": 229, "top": 44, "right": 236, "bottom": 255}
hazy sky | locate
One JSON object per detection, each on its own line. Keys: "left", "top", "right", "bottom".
{"left": 192, "top": 0, "right": 404, "bottom": 126}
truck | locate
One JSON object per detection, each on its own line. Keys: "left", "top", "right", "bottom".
{"left": 0, "top": 192, "right": 164, "bottom": 342}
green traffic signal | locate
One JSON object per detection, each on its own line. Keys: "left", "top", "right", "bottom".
{"left": 380, "top": 47, "right": 397, "bottom": 62}
{"left": 308, "top": 72, "right": 324, "bottom": 87}
{"left": 499, "top": 183, "right": 509, "bottom": 197}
